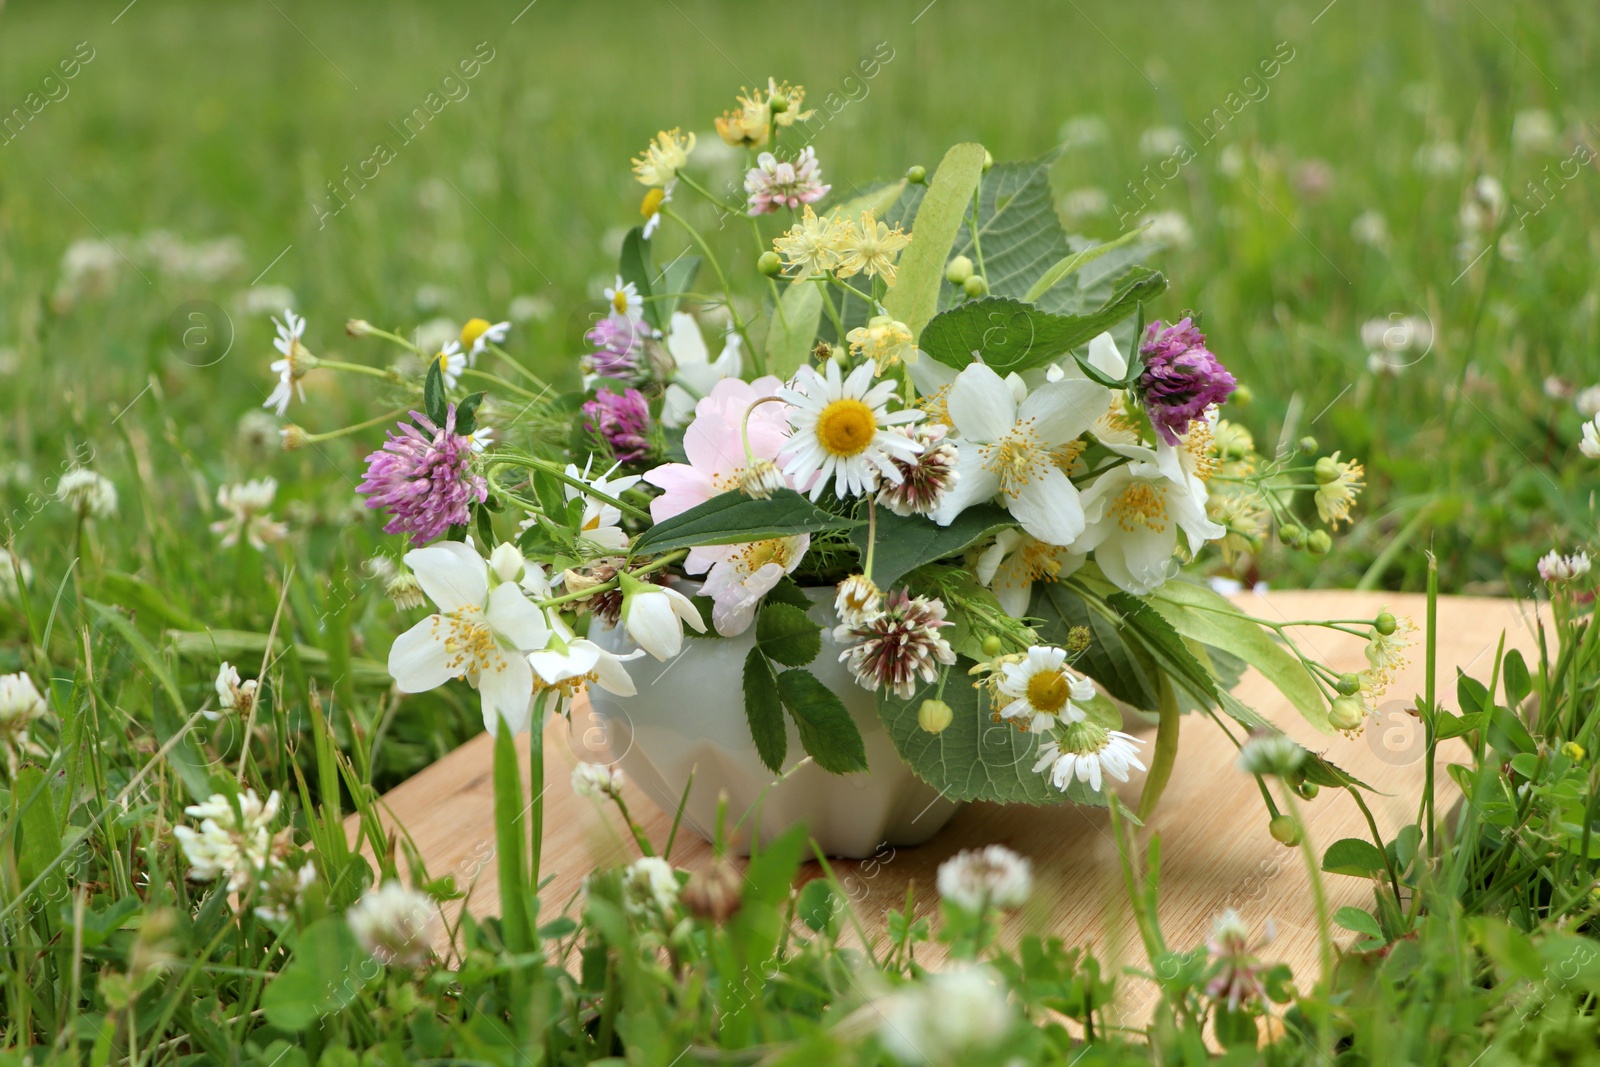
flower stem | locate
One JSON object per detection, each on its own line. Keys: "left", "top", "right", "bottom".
{"left": 317, "top": 359, "right": 400, "bottom": 383}
{"left": 489, "top": 453, "right": 653, "bottom": 523}
{"left": 358, "top": 325, "right": 425, "bottom": 355}
{"left": 660, "top": 205, "right": 761, "bottom": 373}
{"left": 302, "top": 408, "right": 411, "bottom": 444}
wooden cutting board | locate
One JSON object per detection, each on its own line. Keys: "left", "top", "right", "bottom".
{"left": 350, "top": 590, "right": 1544, "bottom": 1020}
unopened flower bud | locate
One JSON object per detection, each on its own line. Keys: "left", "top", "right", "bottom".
{"left": 1314, "top": 456, "right": 1340, "bottom": 484}
{"left": 962, "top": 274, "right": 988, "bottom": 298}
{"left": 1278, "top": 523, "right": 1303, "bottom": 547}
{"left": 279, "top": 425, "right": 310, "bottom": 452}
{"left": 1307, "top": 529, "right": 1332, "bottom": 554}
{"left": 1562, "top": 741, "right": 1586, "bottom": 761}
{"left": 982, "top": 149, "right": 994, "bottom": 173}
{"left": 757, "top": 250, "right": 783, "bottom": 277}
{"left": 1269, "top": 815, "right": 1302, "bottom": 846}
{"left": 1329, "top": 696, "right": 1364, "bottom": 731}
{"left": 1335, "top": 672, "right": 1361, "bottom": 696}
{"left": 1375, "top": 611, "right": 1397, "bottom": 636}
{"left": 918, "top": 698, "right": 954, "bottom": 734}
{"left": 945, "top": 255, "right": 975, "bottom": 285}
{"left": 1297, "top": 781, "right": 1320, "bottom": 800}
{"left": 1232, "top": 384, "right": 1254, "bottom": 406}
{"left": 767, "top": 92, "right": 788, "bottom": 115}
{"left": 346, "top": 319, "right": 375, "bottom": 337}
{"left": 1297, "top": 435, "right": 1318, "bottom": 454}
{"left": 980, "top": 634, "right": 1003, "bottom": 657}
{"left": 906, "top": 164, "right": 927, "bottom": 184}
{"left": 682, "top": 859, "right": 744, "bottom": 923}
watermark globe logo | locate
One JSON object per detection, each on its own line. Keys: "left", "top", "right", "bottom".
{"left": 166, "top": 300, "right": 234, "bottom": 367}
{"left": 1365, "top": 698, "right": 1427, "bottom": 766}
{"left": 1360, "top": 301, "right": 1433, "bottom": 375}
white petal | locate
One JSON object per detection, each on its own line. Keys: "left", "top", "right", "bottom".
{"left": 664, "top": 586, "right": 707, "bottom": 632}
{"left": 624, "top": 593, "right": 682, "bottom": 660}
{"left": 1018, "top": 379, "right": 1109, "bottom": 446}
{"left": 404, "top": 542, "right": 488, "bottom": 612}
{"left": 995, "top": 580, "right": 1033, "bottom": 618}
{"left": 388, "top": 620, "right": 456, "bottom": 692}
{"left": 666, "top": 312, "right": 709, "bottom": 366}
{"left": 1086, "top": 332, "right": 1128, "bottom": 379}
{"left": 908, "top": 356, "right": 958, "bottom": 396}
{"left": 479, "top": 655, "right": 533, "bottom": 735}
{"left": 592, "top": 650, "right": 638, "bottom": 696}
{"left": 947, "top": 364, "right": 1017, "bottom": 442}
{"left": 1011, "top": 468, "right": 1086, "bottom": 547}
{"left": 930, "top": 445, "right": 1001, "bottom": 525}
{"left": 485, "top": 584, "right": 551, "bottom": 651}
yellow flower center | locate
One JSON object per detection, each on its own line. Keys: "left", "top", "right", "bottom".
{"left": 735, "top": 537, "right": 797, "bottom": 572}
{"left": 815, "top": 398, "right": 877, "bottom": 457}
{"left": 611, "top": 289, "right": 630, "bottom": 314}
{"left": 1026, "top": 669, "right": 1071, "bottom": 715}
{"left": 432, "top": 607, "right": 507, "bottom": 678}
{"left": 436, "top": 351, "right": 453, "bottom": 371}
{"left": 640, "top": 188, "right": 666, "bottom": 218}
{"left": 1111, "top": 481, "right": 1170, "bottom": 532}
{"left": 983, "top": 422, "right": 1048, "bottom": 497}
{"left": 460, "top": 318, "right": 490, "bottom": 348}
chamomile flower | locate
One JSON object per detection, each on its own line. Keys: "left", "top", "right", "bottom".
{"left": 641, "top": 183, "right": 673, "bottom": 239}
{"left": 433, "top": 342, "right": 467, "bottom": 389}
{"left": 264, "top": 309, "right": 316, "bottom": 416}
{"left": 1033, "top": 721, "right": 1147, "bottom": 794}
{"left": 632, "top": 128, "right": 695, "bottom": 188}
{"left": 779, "top": 360, "right": 923, "bottom": 501}
{"left": 995, "top": 645, "right": 1095, "bottom": 734}
{"left": 460, "top": 318, "right": 510, "bottom": 361}
{"left": 833, "top": 210, "right": 912, "bottom": 284}
{"left": 603, "top": 275, "right": 644, "bottom": 323}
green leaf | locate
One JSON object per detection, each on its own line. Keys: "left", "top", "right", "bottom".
{"left": 796, "top": 878, "right": 839, "bottom": 934}
{"left": 491, "top": 724, "right": 533, "bottom": 953}
{"left": 766, "top": 276, "right": 824, "bottom": 380}
{"left": 630, "top": 489, "right": 857, "bottom": 556}
{"left": 655, "top": 252, "right": 702, "bottom": 325}
{"left": 847, "top": 504, "right": 1013, "bottom": 591}
{"left": 1321, "top": 837, "right": 1388, "bottom": 877}
{"left": 260, "top": 917, "right": 369, "bottom": 1031}
{"left": 919, "top": 268, "right": 1166, "bottom": 377}
{"left": 1149, "top": 579, "right": 1330, "bottom": 732}
{"left": 882, "top": 142, "right": 988, "bottom": 340}
{"left": 1333, "top": 906, "right": 1384, "bottom": 940}
{"left": 1487, "top": 703, "right": 1536, "bottom": 756}
{"left": 1031, "top": 582, "right": 1160, "bottom": 710}
{"left": 12, "top": 766, "right": 66, "bottom": 924}
{"left": 950, "top": 155, "right": 1070, "bottom": 308}
{"left": 618, "top": 227, "right": 659, "bottom": 331}
{"left": 455, "top": 390, "right": 486, "bottom": 437}
{"left": 776, "top": 670, "right": 867, "bottom": 774}
{"left": 1501, "top": 648, "right": 1531, "bottom": 706}
{"left": 1023, "top": 224, "right": 1152, "bottom": 303}
{"left": 1100, "top": 589, "right": 1223, "bottom": 713}
{"left": 755, "top": 602, "right": 822, "bottom": 668}
{"left": 1301, "top": 753, "right": 1377, "bottom": 792}
{"left": 423, "top": 356, "right": 447, "bottom": 426}
{"left": 742, "top": 648, "right": 787, "bottom": 774}
{"left": 764, "top": 576, "right": 814, "bottom": 610}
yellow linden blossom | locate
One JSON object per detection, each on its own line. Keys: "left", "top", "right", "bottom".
{"left": 1314, "top": 452, "right": 1365, "bottom": 528}
{"left": 632, "top": 128, "right": 695, "bottom": 188}
{"left": 833, "top": 211, "right": 912, "bottom": 285}
{"left": 1360, "top": 610, "right": 1415, "bottom": 696}
{"left": 1207, "top": 489, "right": 1269, "bottom": 566}
{"left": 845, "top": 315, "right": 917, "bottom": 372}
{"left": 765, "top": 78, "right": 814, "bottom": 126}
{"left": 715, "top": 90, "right": 771, "bottom": 148}
{"left": 772, "top": 206, "right": 840, "bottom": 276}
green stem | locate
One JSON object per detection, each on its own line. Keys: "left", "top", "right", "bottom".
{"left": 660, "top": 205, "right": 760, "bottom": 370}
{"left": 486, "top": 342, "right": 550, "bottom": 390}
{"left": 460, "top": 366, "right": 540, "bottom": 400}
{"left": 1137, "top": 677, "right": 1180, "bottom": 819}
{"left": 358, "top": 325, "right": 425, "bottom": 355}
{"left": 489, "top": 454, "right": 653, "bottom": 523}
{"left": 301, "top": 407, "right": 410, "bottom": 443}
{"left": 536, "top": 551, "right": 687, "bottom": 609}
{"left": 316, "top": 359, "right": 398, "bottom": 382}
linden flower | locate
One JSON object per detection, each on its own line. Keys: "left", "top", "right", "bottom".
{"left": 1076, "top": 443, "right": 1224, "bottom": 597}
{"left": 1314, "top": 452, "right": 1365, "bottom": 528}
{"left": 1033, "top": 721, "right": 1147, "bottom": 794}
{"left": 460, "top": 317, "right": 510, "bottom": 361}
{"left": 387, "top": 541, "right": 552, "bottom": 735}
{"left": 604, "top": 275, "right": 644, "bottom": 323}
{"left": 995, "top": 645, "right": 1095, "bottom": 734}
{"left": 846, "top": 315, "right": 917, "bottom": 373}
{"left": 779, "top": 360, "right": 923, "bottom": 501}
{"left": 833, "top": 210, "right": 912, "bottom": 285}
{"left": 632, "top": 128, "right": 695, "bottom": 188}
{"left": 764, "top": 78, "right": 813, "bottom": 126}
{"left": 931, "top": 364, "right": 1108, "bottom": 547}
{"left": 772, "top": 206, "right": 841, "bottom": 276}
{"left": 715, "top": 90, "right": 770, "bottom": 148}
{"left": 434, "top": 342, "right": 467, "bottom": 389}
{"left": 1360, "top": 611, "right": 1415, "bottom": 695}
{"left": 976, "top": 529, "right": 1085, "bottom": 617}
{"left": 264, "top": 309, "right": 316, "bottom": 416}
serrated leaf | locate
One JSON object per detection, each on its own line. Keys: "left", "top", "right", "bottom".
{"left": 776, "top": 670, "right": 867, "bottom": 774}
{"left": 755, "top": 602, "right": 822, "bottom": 668}
{"left": 1023, "top": 224, "right": 1153, "bottom": 303}
{"left": 847, "top": 504, "right": 1013, "bottom": 591}
{"left": 883, "top": 142, "right": 988, "bottom": 340}
{"left": 629, "top": 489, "right": 858, "bottom": 556}
{"left": 1101, "top": 589, "right": 1219, "bottom": 710}
{"left": 423, "top": 356, "right": 448, "bottom": 426}
{"left": 1301, "top": 753, "right": 1376, "bottom": 792}
{"left": 764, "top": 577, "right": 813, "bottom": 610}
{"left": 742, "top": 648, "right": 787, "bottom": 773}
{"left": 947, "top": 155, "right": 1071, "bottom": 309}
{"left": 1321, "top": 837, "right": 1387, "bottom": 877}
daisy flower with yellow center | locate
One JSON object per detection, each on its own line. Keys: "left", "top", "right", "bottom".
{"left": 779, "top": 360, "right": 923, "bottom": 501}
{"left": 995, "top": 645, "right": 1096, "bottom": 734}
{"left": 772, "top": 206, "right": 841, "bottom": 276}
{"left": 460, "top": 317, "right": 510, "bottom": 361}
{"left": 632, "top": 128, "right": 695, "bottom": 188}
{"left": 1033, "top": 721, "right": 1147, "bottom": 794}
{"left": 640, "top": 183, "right": 672, "bottom": 239}
{"left": 604, "top": 275, "right": 644, "bottom": 322}
{"left": 833, "top": 210, "right": 912, "bottom": 285}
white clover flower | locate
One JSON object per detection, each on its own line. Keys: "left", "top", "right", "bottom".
{"left": 936, "top": 845, "right": 1033, "bottom": 912}
{"left": 1236, "top": 731, "right": 1308, "bottom": 777}
{"left": 1351, "top": 210, "right": 1390, "bottom": 249}
{"left": 206, "top": 661, "right": 258, "bottom": 723}
{"left": 620, "top": 856, "right": 680, "bottom": 919}
{"left": 172, "top": 789, "right": 281, "bottom": 893}
{"left": 255, "top": 862, "right": 316, "bottom": 923}
{"left": 211, "top": 477, "right": 289, "bottom": 550}
{"left": 0, "top": 672, "right": 48, "bottom": 759}
{"left": 56, "top": 468, "right": 118, "bottom": 518}
{"left": 0, "top": 554, "right": 33, "bottom": 601}
{"left": 1140, "top": 210, "right": 1194, "bottom": 249}
{"left": 347, "top": 881, "right": 436, "bottom": 967}
{"left": 1513, "top": 108, "right": 1560, "bottom": 154}
{"left": 1577, "top": 386, "right": 1600, "bottom": 419}
{"left": 834, "top": 573, "right": 884, "bottom": 630}
{"left": 619, "top": 578, "right": 706, "bottom": 661}
{"left": 1581, "top": 416, "right": 1600, "bottom": 459}
{"left": 877, "top": 966, "right": 1014, "bottom": 1064}
{"left": 238, "top": 284, "right": 297, "bottom": 317}
{"left": 1539, "top": 550, "right": 1592, "bottom": 584}
{"left": 571, "top": 761, "right": 625, "bottom": 800}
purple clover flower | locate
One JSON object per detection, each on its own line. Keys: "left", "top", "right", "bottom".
{"left": 358, "top": 404, "right": 488, "bottom": 544}
{"left": 582, "top": 387, "right": 653, "bottom": 462}
{"left": 744, "top": 147, "right": 831, "bottom": 216}
{"left": 581, "top": 312, "right": 651, "bottom": 385}
{"left": 1137, "top": 316, "right": 1237, "bottom": 445}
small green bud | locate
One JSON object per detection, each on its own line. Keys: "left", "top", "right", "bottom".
{"left": 1375, "top": 611, "right": 1397, "bottom": 636}
{"left": 963, "top": 274, "right": 988, "bottom": 298}
{"left": 768, "top": 92, "right": 789, "bottom": 115}
{"left": 907, "top": 164, "right": 927, "bottom": 185}
{"left": 918, "top": 698, "right": 954, "bottom": 734}
{"left": 1314, "top": 456, "right": 1340, "bottom": 484}
{"left": 1307, "top": 529, "right": 1332, "bottom": 554}
{"left": 1278, "top": 523, "right": 1303, "bottom": 547}
{"left": 1231, "top": 384, "right": 1254, "bottom": 406}
{"left": 1329, "top": 696, "right": 1364, "bottom": 730}
{"left": 1297, "top": 435, "right": 1319, "bottom": 454}
{"left": 757, "top": 250, "right": 783, "bottom": 277}
{"left": 982, "top": 149, "right": 994, "bottom": 173}
{"left": 1336, "top": 672, "right": 1361, "bottom": 696}
{"left": 1269, "top": 815, "right": 1302, "bottom": 846}
{"left": 1297, "top": 781, "right": 1320, "bottom": 800}
{"left": 981, "top": 634, "right": 1003, "bottom": 657}
{"left": 945, "top": 255, "right": 975, "bottom": 285}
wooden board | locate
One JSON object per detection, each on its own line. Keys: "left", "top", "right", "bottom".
{"left": 350, "top": 590, "right": 1544, "bottom": 1019}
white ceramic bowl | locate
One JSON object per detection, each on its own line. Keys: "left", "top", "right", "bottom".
{"left": 585, "top": 587, "right": 961, "bottom": 858}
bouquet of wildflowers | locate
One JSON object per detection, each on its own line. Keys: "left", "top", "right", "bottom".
{"left": 267, "top": 80, "right": 1393, "bottom": 813}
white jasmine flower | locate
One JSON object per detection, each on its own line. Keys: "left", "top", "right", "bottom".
{"left": 206, "top": 662, "right": 258, "bottom": 722}
{"left": 387, "top": 541, "right": 552, "bottom": 736}
{"left": 604, "top": 275, "right": 644, "bottom": 323}
{"left": 1033, "top": 721, "right": 1147, "bottom": 793}
{"left": 619, "top": 578, "right": 706, "bottom": 660}
{"left": 975, "top": 529, "right": 1085, "bottom": 617}
{"left": 56, "top": 468, "right": 118, "bottom": 518}
{"left": 936, "top": 845, "right": 1033, "bottom": 911}
{"left": 211, "top": 477, "right": 289, "bottom": 550}
{"left": 173, "top": 789, "right": 281, "bottom": 892}
{"left": 572, "top": 761, "right": 626, "bottom": 799}
{"left": 566, "top": 460, "right": 643, "bottom": 551}
{"left": 1538, "top": 550, "right": 1591, "bottom": 584}
{"left": 1076, "top": 443, "right": 1224, "bottom": 596}
{"left": 662, "top": 312, "right": 743, "bottom": 428}
{"left": 264, "top": 309, "right": 315, "bottom": 415}
{"left": 932, "top": 364, "right": 1106, "bottom": 546}
{"left": 995, "top": 645, "right": 1095, "bottom": 734}
{"left": 347, "top": 881, "right": 436, "bottom": 967}
{"left": 779, "top": 360, "right": 923, "bottom": 501}
{"left": 0, "top": 672, "right": 48, "bottom": 757}
{"left": 877, "top": 966, "right": 1013, "bottom": 1064}
{"left": 527, "top": 615, "right": 643, "bottom": 716}
{"left": 620, "top": 856, "right": 680, "bottom": 918}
